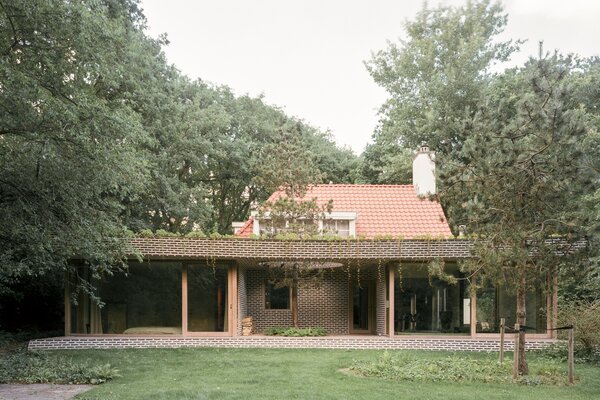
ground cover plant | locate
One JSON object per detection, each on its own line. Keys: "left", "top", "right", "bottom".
{"left": 40, "top": 348, "right": 600, "bottom": 399}
{"left": 0, "top": 332, "right": 119, "bottom": 385}
{"left": 264, "top": 327, "right": 327, "bottom": 336}
{"left": 349, "top": 351, "right": 568, "bottom": 386}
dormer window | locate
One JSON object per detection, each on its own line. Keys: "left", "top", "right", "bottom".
{"left": 252, "top": 211, "right": 356, "bottom": 238}
{"left": 259, "top": 219, "right": 317, "bottom": 236}
{"left": 323, "top": 219, "right": 350, "bottom": 237}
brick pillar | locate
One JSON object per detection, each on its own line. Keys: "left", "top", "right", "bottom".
{"left": 237, "top": 266, "right": 247, "bottom": 336}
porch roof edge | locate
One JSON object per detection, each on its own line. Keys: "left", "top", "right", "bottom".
{"left": 126, "top": 237, "right": 475, "bottom": 261}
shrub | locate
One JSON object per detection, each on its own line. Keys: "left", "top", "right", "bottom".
{"left": 532, "top": 343, "right": 600, "bottom": 366}
{"left": 264, "top": 327, "right": 327, "bottom": 337}
{"left": 349, "top": 352, "right": 569, "bottom": 385}
{"left": 184, "top": 231, "right": 207, "bottom": 239}
{"left": 138, "top": 229, "right": 154, "bottom": 238}
{"left": 558, "top": 299, "right": 600, "bottom": 355}
{"left": 0, "top": 349, "right": 120, "bottom": 385}
{"left": 154, "top": 229, "right": 179, "bottom": 238}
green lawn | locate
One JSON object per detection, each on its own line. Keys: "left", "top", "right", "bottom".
{"left": 61, "top": 348, "right": 600, "bottom": 400}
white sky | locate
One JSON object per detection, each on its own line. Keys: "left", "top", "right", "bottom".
{"left": 140, "top": 0, "right": 600, "bottom": 154}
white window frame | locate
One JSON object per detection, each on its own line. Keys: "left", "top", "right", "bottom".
{"left": 251, "top": 211, "right": 356, "bottom": 237}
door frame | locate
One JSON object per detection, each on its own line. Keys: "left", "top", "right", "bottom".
{"left": 348, "top": 279, "right": 375, "bottom": 334}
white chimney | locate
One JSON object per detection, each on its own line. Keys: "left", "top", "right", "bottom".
{"left": 413, "top": 144, "right": 436, "bottom": 196}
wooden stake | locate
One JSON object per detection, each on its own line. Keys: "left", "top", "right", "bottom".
{"left": 512, "top": 323, "right": 520, "bottom": 380}
{"left": 568, "top": 323, "right": 574, "bottom": 384}
{"left": 499, "top": 317, "right": 505, "bottom": 364}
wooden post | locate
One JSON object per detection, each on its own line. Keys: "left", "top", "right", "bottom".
{"left": 388, "top": 266, "right": 395, "bottom": 337}
{"left": 64, "top": 270, "right": 71, "bottom": 336}
{"left": 499, "top": 317, "right": 505, "bottom": 364}
{"left": 568, "top": 323, "right": 575, "bottom": 384}
{"left": 470, "top": 287, "right": 477, "bottom": 337}
{"left": 229, "top": 265, "right": 238, "bottom": 336}
{"left": 181, "top": 264, "right": 188, "bottom": 336}
{"left": 512, "top": 323, "right": 520, "bottom": 379}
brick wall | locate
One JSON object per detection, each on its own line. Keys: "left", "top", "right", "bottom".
{"left": 127, "top": 238, "right": 474, "bottom": 262}
{"left": 29, "top": 335, "right": 557, "bottom": 352}
{"left": 244, "top": 266, "right": 391, "bottom": 335}
{"left": 245, "top": 268, "right": 349, "bottom": 334}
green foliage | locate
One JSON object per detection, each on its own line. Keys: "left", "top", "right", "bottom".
{"left": 559, "top": 260, "right": 600, "bottom": 304}
{"left": 532, "top": 343, "right": 600, "bottom": 366}
{"left": 138, "top": 229, "right": 155, "bottom": 238}
{"left": 443, "top": 55, "right": 597, "bottom": 287}
{"left": 0, "top": 0, "right": 150, "bottom": 294}
{"left": 0, "top": 0, "right": 358, "bottom": 315}
{"left": 154, "top": 229, "right": 179, "bottom": 238}
{"left": 0, "top": 349, "right": 119, "bottom": 385}
{"left": 363, "top": 0, "right": 519, "bottom": 184}
{"left": 358, "top": 144, "right": 413, "bottom": 184}
{"left": 557, "top": 300, "right": 600, "bottom": 355}
{"left": 264, "top": 327, "right": 327, "bottom": 337}
{"left": 349, "top": 352, "right": 568, "bottom": 385}
{"left": 184, "top": 231, "right": 207, "bottom": 239}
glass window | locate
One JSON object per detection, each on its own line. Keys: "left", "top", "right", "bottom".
{"left": 394, "top": 264, "right": 470, "bottom": 335}
{"left": 187, "top": 264, "right": 229, "bottom": 332}
{"left": 476, "top": 284, "right": 547, "bottom": 334}
{"left": 265, "top": 283, "right": 290, "bottom": 309}
{"left": 71, "top": 261, "right": 182, "bottom": 334}
{"left": 260, "top": 219, "right": 318, "bottom": 236}
{"left": 323, "top": 219, "right": 350, "bottom": 237}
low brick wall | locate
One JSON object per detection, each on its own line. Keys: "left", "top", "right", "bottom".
{"left": 29, "top": 336, "right": 555, "bottom": 352}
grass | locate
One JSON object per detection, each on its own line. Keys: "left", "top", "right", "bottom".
{"left": 40, "top": 348, "right": 600, "bottom": 399}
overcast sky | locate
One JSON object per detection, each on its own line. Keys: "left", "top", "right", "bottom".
{"left": 140, "top": 0, "right": 600, "bottom": 154}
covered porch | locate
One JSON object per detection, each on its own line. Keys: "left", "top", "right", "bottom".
{"left": 65, "top": 238, "right": 556, "bottom": 341}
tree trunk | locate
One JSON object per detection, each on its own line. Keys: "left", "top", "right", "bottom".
{"left": 516, "top": 265, "right": 529, "bottom": 376}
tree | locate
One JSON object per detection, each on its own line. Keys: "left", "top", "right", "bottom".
{"left": 442, "top": 55, "right": 597, "bottom": 375}
{"left": 305, "top": 130, "right": 359, "bottom": 184}
{"left": 257, "top": 196, "right": 333, "bottom": 328}
{"left": 0, "top": 0, "right": 152, "bottom": 293}
{"left": 363, "top": 0, "right": 519, "bottom": 188}
{"left": 358, "top": 143, "right": 412, "bottom": 184}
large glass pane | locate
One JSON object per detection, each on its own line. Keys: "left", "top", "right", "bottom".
{"left": 70, "top": 261, "right": 182, "bottom": 334}
{"left": 352, "top": 284, "right": 370, "bottom": 330}
{"left": 476, "top": 283, "right": 547, "bottom": 334}
{"left": 394, "top": 264, "right": 469, "bottom": 335}
{"left": 187, "top": 264, "right": 228, "bottom": 332}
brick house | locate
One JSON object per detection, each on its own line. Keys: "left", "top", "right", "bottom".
{"left": 64, "top": 146, "right": 556, "bottom": 342}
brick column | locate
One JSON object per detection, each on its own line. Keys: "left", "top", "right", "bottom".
{"left": 237, "top": 266, "right": 247, "bottom": 336}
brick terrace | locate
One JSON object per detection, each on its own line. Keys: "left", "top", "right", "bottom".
{"left": 29, "top": 335, "right": 555, "bottom": 352}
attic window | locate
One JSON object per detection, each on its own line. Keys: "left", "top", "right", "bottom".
{"left": 260, "top": 219, "right": 317, "bottom": 236}
{"left": 251, "top": 211, "right": 356, "bottom": 237}
{"left": 323, "top": 219, "right": 350, "bottom": 237}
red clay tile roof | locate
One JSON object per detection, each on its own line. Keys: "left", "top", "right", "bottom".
{"left": 238, "top": 184, "right": 452, "bottom": 239}
{"left": 236, "top": 217, "right": 254, "bottom": 237}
